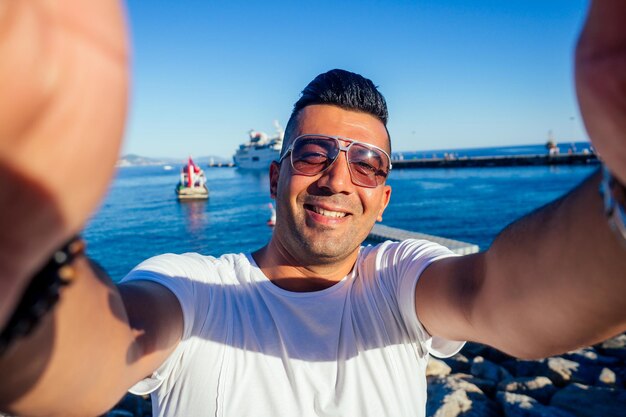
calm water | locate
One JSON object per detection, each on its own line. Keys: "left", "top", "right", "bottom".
{"left": 85, "top": 152, "right": 596, "bottom": 282}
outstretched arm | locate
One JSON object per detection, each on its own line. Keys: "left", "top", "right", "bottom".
{"left": 416, "top": 0, "right": 626, "bottom": 359}
{"left": 0, "top": 0, "right": 127, "bottom": 329}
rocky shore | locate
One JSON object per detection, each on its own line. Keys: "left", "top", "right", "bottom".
{"left": 426, "top": 332, "right": 626, "bottom": 417}
{"left": 99, "top": 333, "right": 626, "bottom": 417}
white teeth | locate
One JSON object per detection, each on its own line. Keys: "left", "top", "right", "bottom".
{"left": 313, "top": 207, "right": 347, "bottom": 218}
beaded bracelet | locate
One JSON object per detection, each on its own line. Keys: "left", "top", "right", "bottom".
{"left": 0, "top": 236, "right": 85, "bottom": 355}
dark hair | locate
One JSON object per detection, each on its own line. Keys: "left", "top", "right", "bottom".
{"left": 283, "top": 69, "right": 390, "bottom": 152}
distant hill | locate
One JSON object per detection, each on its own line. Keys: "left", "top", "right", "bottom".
{"left": 117, "top": 154, "right": 230, "bottom": 167}
{"left": 116, "top": 154, "right": 163, "bottom": 167}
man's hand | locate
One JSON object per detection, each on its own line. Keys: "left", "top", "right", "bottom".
{"left": 0, "top": 1, "right": 128, "bottom": 328}
{"left": 576, "top": 0, "right": 626, "bottom": 184}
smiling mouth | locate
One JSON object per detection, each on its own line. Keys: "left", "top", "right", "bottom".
{"left": 305, "top": 204, "right": 349, "bottom": 219}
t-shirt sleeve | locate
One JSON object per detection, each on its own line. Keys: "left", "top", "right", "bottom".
{"left": 119, "top": 253, "right": 213, "bottom": 394}
{"left": 379, "top": 239, "right": 466, "bottom": 358}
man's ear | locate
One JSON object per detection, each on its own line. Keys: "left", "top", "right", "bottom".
{"left": 269, "top": 161, "right": 280, "bottom": 198}
{"left": 376, "top": 185, "right": 392, "bottom": 222}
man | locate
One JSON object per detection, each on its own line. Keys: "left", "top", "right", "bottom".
{"left": 0, "top": 1, "right": 625, "bottom": 417}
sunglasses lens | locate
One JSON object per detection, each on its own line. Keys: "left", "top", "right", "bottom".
{"left": 348, "top": 144, "right": 390, "bottom": 187}
{"left": 291, "top": 137, "right": 338, "bottom": 175}
{"left": 287, "top": 135, "right": 390, "bottom": 187}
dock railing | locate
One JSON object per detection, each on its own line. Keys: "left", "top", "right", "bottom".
{"left": 368, "top": 224, "right": 480, "bottom": 255}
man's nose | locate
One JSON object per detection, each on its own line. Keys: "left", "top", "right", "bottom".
{"left": 315, "top": 150, "right": 354, "bottom": 193}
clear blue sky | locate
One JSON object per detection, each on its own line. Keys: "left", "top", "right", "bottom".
{"left": 123, "top": 0, "right": 590, "bottom": 159}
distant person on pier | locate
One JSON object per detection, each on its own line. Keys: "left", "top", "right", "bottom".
{"left": 1, "top": 1, "right": 625, "bottom": 416}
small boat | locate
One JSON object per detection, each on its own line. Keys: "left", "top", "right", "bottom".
{"left": 176, "top": 157, "right": 209, "bottom": 200}
{"left": 163, "top": 165, "right": 173, "bottom": 171}
{"left": 267, "top": 203, "right": 276, "bottom": 227}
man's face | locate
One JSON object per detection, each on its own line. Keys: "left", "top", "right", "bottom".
{"left": 269, "top": 104, "right": 392, "bottom": 265}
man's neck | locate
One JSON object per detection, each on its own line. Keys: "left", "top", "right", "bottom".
{"left": 251, "top": 239, "right": 359, "bottom": 292}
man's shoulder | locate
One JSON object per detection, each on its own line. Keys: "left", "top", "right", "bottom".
{"left": 360, "top": 239, "right": 454, "bottom": 262}
{"left": 121, "top": 252, "right": 249, "bottom": 283}
{"left": 357, "top": 238, "right": 457, "bottom": 280}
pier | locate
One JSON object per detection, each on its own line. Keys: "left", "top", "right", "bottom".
{"left": 368, "top": 224, "right": 479, "bottom": 255}
{"left": 391, "top": 153, "right": 598, "bottom": 169}
{"left": 210, "top": 153, "right": 598, "bottom": 169}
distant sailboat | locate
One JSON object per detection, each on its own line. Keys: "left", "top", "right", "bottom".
{"left": 267, "top": 203, "right": 276, "bottom": 227}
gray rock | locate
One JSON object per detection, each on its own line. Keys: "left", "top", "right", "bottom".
{"left": 500, "top": 356, "right": 615, "bottom": 387}
{"left": 600, "top": 333, "right": 626, "bottom": 349}
{"left": 461, "top": 342, "right": 490, "bottom": 359}
{"left": 598, "top": 334, "right": 626, "bottom": 361}
{"left": 497, "top": 392, "right": 577, "bottom": 417}
{"left": 471, "top": 356, "right": 513, "bottom": 382}
{"left": 480, "top": 345, "right": 514, "bottom": 364}
{"left": 104, "top": 411, "right": 135, "bottom": 417}
{"left": 427, "top": 357, "right": 453, "bottom": 377}
{"left": 597, "top": 367, "right": 618, "bottom": 387}
{"left": 545, "top": 357, "right": 580, "bottom": 385}
{"left": 497, "top": 376, "right": 557, "bottom": 404}
{"left": 501, "top": 358, "right": 547, "bottom": 378}
{"left": 563, "top": 347, "right": 619, "bottom": 367}
{"left": 461, "top": 343, "right": 511, "bottom": 364}
{"left": 545, "top": 357, "right": 607, "bottom": 386}
{"left": 610, "top": 365, "right": 626, "bottom": 388}
{"left": 443, "top": 352, "right": 471, "bottom": 374}
{"left": 550, "top": 383, "right": 626, "bottom": 417}
{"left": 458, "top": 375, "right": 498, "bottom": 397}
{"left": 426, "top": 375, "right": 501, "bottom": 417}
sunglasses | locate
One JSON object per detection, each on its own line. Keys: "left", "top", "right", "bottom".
{"left": 279, "top": 134, "right": 392, "bottom": 188}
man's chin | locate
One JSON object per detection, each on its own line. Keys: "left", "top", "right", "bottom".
{"left": 298, "top": 238, "right": 360, "bottom": 264}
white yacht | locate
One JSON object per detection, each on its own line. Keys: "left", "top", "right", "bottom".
{"left": 233, "top": 121, "right": 284, "bottom": 170}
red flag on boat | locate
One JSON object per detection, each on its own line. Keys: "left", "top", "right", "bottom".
{"left": 187, "top": 157, "right": 194, "bottom": 187}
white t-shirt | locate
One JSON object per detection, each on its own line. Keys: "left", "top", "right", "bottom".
{"left": 121, "top": 239, "right": 464, "bottom": 417}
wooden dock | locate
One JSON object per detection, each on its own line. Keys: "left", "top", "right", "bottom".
{"left": 391, "top": 153, "right": 598, "bottom": 169}
{"left": 368, "top": 224, "right": 479, "bottom": 255}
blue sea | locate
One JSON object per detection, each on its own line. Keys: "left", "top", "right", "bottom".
{"left": 85, "top": 143, "right": 596, "bottom": 282}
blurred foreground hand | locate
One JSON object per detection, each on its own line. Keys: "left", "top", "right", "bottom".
{"left": 0, "top": 0, "right": 129, "bottom": 328}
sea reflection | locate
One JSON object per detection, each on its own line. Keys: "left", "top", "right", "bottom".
{"left": 179, "top": 199, "right": 209, "bottom": 238}
{"left": 236, "top": 168, "right": 271, "bottom": 187}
